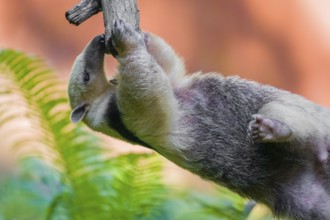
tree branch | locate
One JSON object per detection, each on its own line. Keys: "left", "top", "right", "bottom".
{"left": 65, "top": 0, "right": 102, "bottom": 26}
{"left": 101, "top": 0, "right": 140, "bottom": 53}
{"left": 66, "top": 0, "right": 140, "bottom": 53}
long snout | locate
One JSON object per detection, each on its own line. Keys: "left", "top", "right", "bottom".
{"left": 86, "top": 34, "right": 105, "bottom": 52}
{"left": 68, "top": 34, "right": 107, "bottom": 109}
{"left": 83, "top": 34, "right": 106, "bottom": 66}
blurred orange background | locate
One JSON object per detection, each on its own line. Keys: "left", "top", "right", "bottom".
{"left": 1, "top": 0, "right": 330, "bottom": 106}
{"left": 1, "top": 0, "right": 330, "bottom": 191}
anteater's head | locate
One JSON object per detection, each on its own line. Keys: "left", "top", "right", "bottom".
{"left": 68, "top": 34, "right": 111, "bottom": 124}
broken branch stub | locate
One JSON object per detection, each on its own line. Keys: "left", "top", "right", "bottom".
{"left": 65, "top": 0, "right": 102, "bottom": 26}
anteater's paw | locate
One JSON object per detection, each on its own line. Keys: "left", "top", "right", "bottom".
{"left": 111, "top": 19, "right": 144, "bottom": 56}
{"left": 248, "top": 114, "right": 292, "bottom": 143}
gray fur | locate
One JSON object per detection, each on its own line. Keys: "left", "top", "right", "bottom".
{"left": 68, "top": 20, "right": 330, "bottom": 220}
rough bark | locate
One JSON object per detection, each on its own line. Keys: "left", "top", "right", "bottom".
{"left": 101, "top": 0, "right": 140, "bottom": 53}
{"left": 66, "top": 0, "right": 140, "bottom": 53}
{"left": 65, "top": 0, "right": 102, "bottom": 26}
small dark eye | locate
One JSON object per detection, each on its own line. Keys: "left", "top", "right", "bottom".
{"left": 83, "top": 72, "right": 90, "bottom": 83}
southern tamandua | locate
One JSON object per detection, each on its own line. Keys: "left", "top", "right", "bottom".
{"left": 68, "top": 20, "right": 330, "bottom": 220}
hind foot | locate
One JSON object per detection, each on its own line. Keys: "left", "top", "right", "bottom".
{"left": 248, "top": 114, "right": 292, "bottom": 143}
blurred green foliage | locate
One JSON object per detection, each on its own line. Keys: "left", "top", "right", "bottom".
{"left": 0, "top": 50, "right": 273, "bottom": 220}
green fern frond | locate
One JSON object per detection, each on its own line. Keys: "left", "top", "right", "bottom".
{"left": 106, "top": 153, "right": 166, "bottom": 220}
{"left": 0, "top": 50, "right": 167, "bottom": 220}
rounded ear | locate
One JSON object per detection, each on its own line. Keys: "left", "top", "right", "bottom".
{"left": 70, "top": 104, "right": 88, "bottom": 123}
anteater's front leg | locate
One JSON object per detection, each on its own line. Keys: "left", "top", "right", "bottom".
{"left": 111, "top": 20, "right": 179, "bottom": 146}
